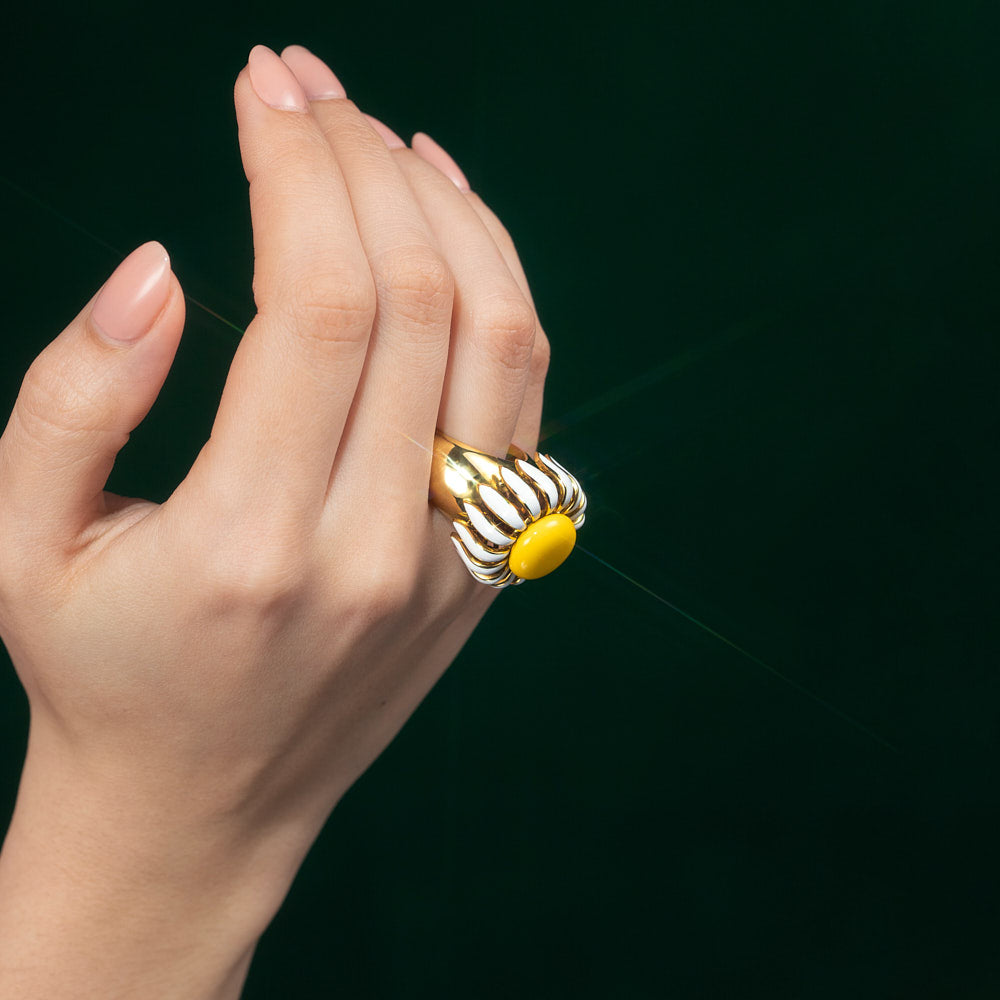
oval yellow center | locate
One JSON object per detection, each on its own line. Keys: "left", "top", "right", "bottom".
{"left": 508, "top": 513, "right": 577, "bottom": 580}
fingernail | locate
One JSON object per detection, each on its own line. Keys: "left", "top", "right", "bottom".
{"left": 92, "top": 242, "right": 171, "bottom": 345}
{"left": 248, "top": 44, "right": 309, "bottom": 112}
{"left": 411, "top": 132, "right": 470, "bottom": 191}
{"left": 280, "top": 45, "right": 347, "bottom": 100}
{"left": 364, "top": 114, "right": 406, "bottom": 149}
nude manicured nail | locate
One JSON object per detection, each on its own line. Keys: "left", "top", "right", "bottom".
{"left": 281, "top": 45, "right": 347, "bottom": 100}
{"left": 411, "top": 132, "right": 470, "bottom": 191}
{"left": 364, "top": 114, "right": 406, "bottom": 149}
{"left": 92, "top": 242, "right": 171, "bottom": 344}
{"left": 248, "top": 45, "right": 309, "bottom": 112}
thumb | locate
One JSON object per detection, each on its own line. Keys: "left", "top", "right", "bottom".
{"left": 0, "top": 241, "right": 186, "bottom": 544}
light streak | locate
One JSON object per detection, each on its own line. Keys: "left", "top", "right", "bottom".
{"left": 0, "top": 174, "right": 901, "bottom": 754}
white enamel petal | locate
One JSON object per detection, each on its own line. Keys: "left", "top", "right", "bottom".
{"left": 501, "top": 467, "right": 542, "bottom": 518}
{"left": 463, "top": 504, "right": 514, "bottom": 546}
{"left": 454, "top": 522, "right": 508, "bottom": 563}
{"left": 541, "top": 452, "right": 567, "bottom": 476}
{"left": 564, "top": 480, "right": 579, "bottom": 510}
{"left": 565, "top": 479, "right": 586, "bottom": 517}
{"left": 541, "top": 452, "right": 575, "bottom": 485}
{"left": 479, "top": 485, "right": 526, "bottom": 531}
{"left": 534, "top": 451, "right": 561, "bottom": 486}
{"left": 533, "top": 453, "right": 561, "bottom": 501}
{"left": 549, "top": 455, "right": 582, "bottom": 510}
{"left": 451, "top": 537, "right": 505, "bottom": 581}
{"left": 537, "top": 453, "right": 575, "bottom": 508}
{"left": 516, "top": 459, "right": 559, "bottom": 508}
{"left": 561, "top": 473, "right": 580, "bottom": 508}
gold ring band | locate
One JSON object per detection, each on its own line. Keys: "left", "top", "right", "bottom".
{"left": 429, "top": 431, "right": 587, "bottom": 588}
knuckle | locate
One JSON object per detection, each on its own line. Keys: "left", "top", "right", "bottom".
{"left": 530, "top": 329, "right": 552, "bottom": 382}
{"left": 202, "top": 536, "right": 309, "bottom": 615}
{"left": 252, "top": 128, "right": 330, "bottom": 177}
{"left": 375, "top": 245, "right": 455, "bottom": 327}
{"left": 15, "top": 351, "right": 117, "bottom": 445}
{"left": 19, "top": 355, "right": 82, "bottom": 431}
{"left": 477, "top": 294, "right": 537, "bottom": 375}
{"left": 276, "top": 270, "right": 377, "bottom": 346}
{"left": 348, "top": 540, "right": 420, "bottom": 623}
{"left": 367, "top": 573, "right": 417, "bottom": 622}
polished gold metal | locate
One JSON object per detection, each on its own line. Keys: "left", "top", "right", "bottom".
{"left": 429, "top": 431, "right": 587, "bottom": 588}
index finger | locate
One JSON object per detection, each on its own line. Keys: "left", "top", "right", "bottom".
{"left": 190, "top": 46, "right": 376, "bottom": 521}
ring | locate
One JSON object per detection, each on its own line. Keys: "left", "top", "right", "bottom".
{"left": 429, "top": 431, "right": 587, "bottom": 588}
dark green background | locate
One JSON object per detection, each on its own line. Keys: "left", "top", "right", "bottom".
{"left": 2, "top": 2, "right": 998, "bottom": 996}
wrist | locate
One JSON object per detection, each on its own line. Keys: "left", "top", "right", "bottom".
{"left": 0, "top": 728, "right": 304, "bottom": 999}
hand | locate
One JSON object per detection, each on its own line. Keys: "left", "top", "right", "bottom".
{"left": 0, "top": 44, "right": 549, "bottom": 998}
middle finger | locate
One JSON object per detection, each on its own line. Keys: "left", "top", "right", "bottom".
{"left": 281, "top": 45, "right": 453, "bottom": 517}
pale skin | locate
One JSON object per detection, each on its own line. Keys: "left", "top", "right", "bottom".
{"left": 0, "top": 44, "right": 551, "bottom": 998}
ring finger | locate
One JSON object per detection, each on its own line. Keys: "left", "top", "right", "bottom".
{"left": 391, "top": 147, "right": 537, "bottom": 461}
{"left": 409, "top": 133, "right": 550, "bottom": 456}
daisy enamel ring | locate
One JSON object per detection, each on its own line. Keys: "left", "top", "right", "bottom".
{"left": 429, "top": 431, "right": 587, "bottom": 588}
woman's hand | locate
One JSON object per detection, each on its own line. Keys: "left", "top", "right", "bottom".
{"left": 0, "top": 44, "right": 549, "bottom": 998}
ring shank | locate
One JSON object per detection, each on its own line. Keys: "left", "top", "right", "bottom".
{"left": 429, "top": 431, "right": 523, "bottom": 519}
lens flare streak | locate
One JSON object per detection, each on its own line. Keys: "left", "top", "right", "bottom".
{"left": 577, "top": 545, "right": 900, "bottom": 753}
{"left": 0, "top": 174, "right": 900, "bottom": 756}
